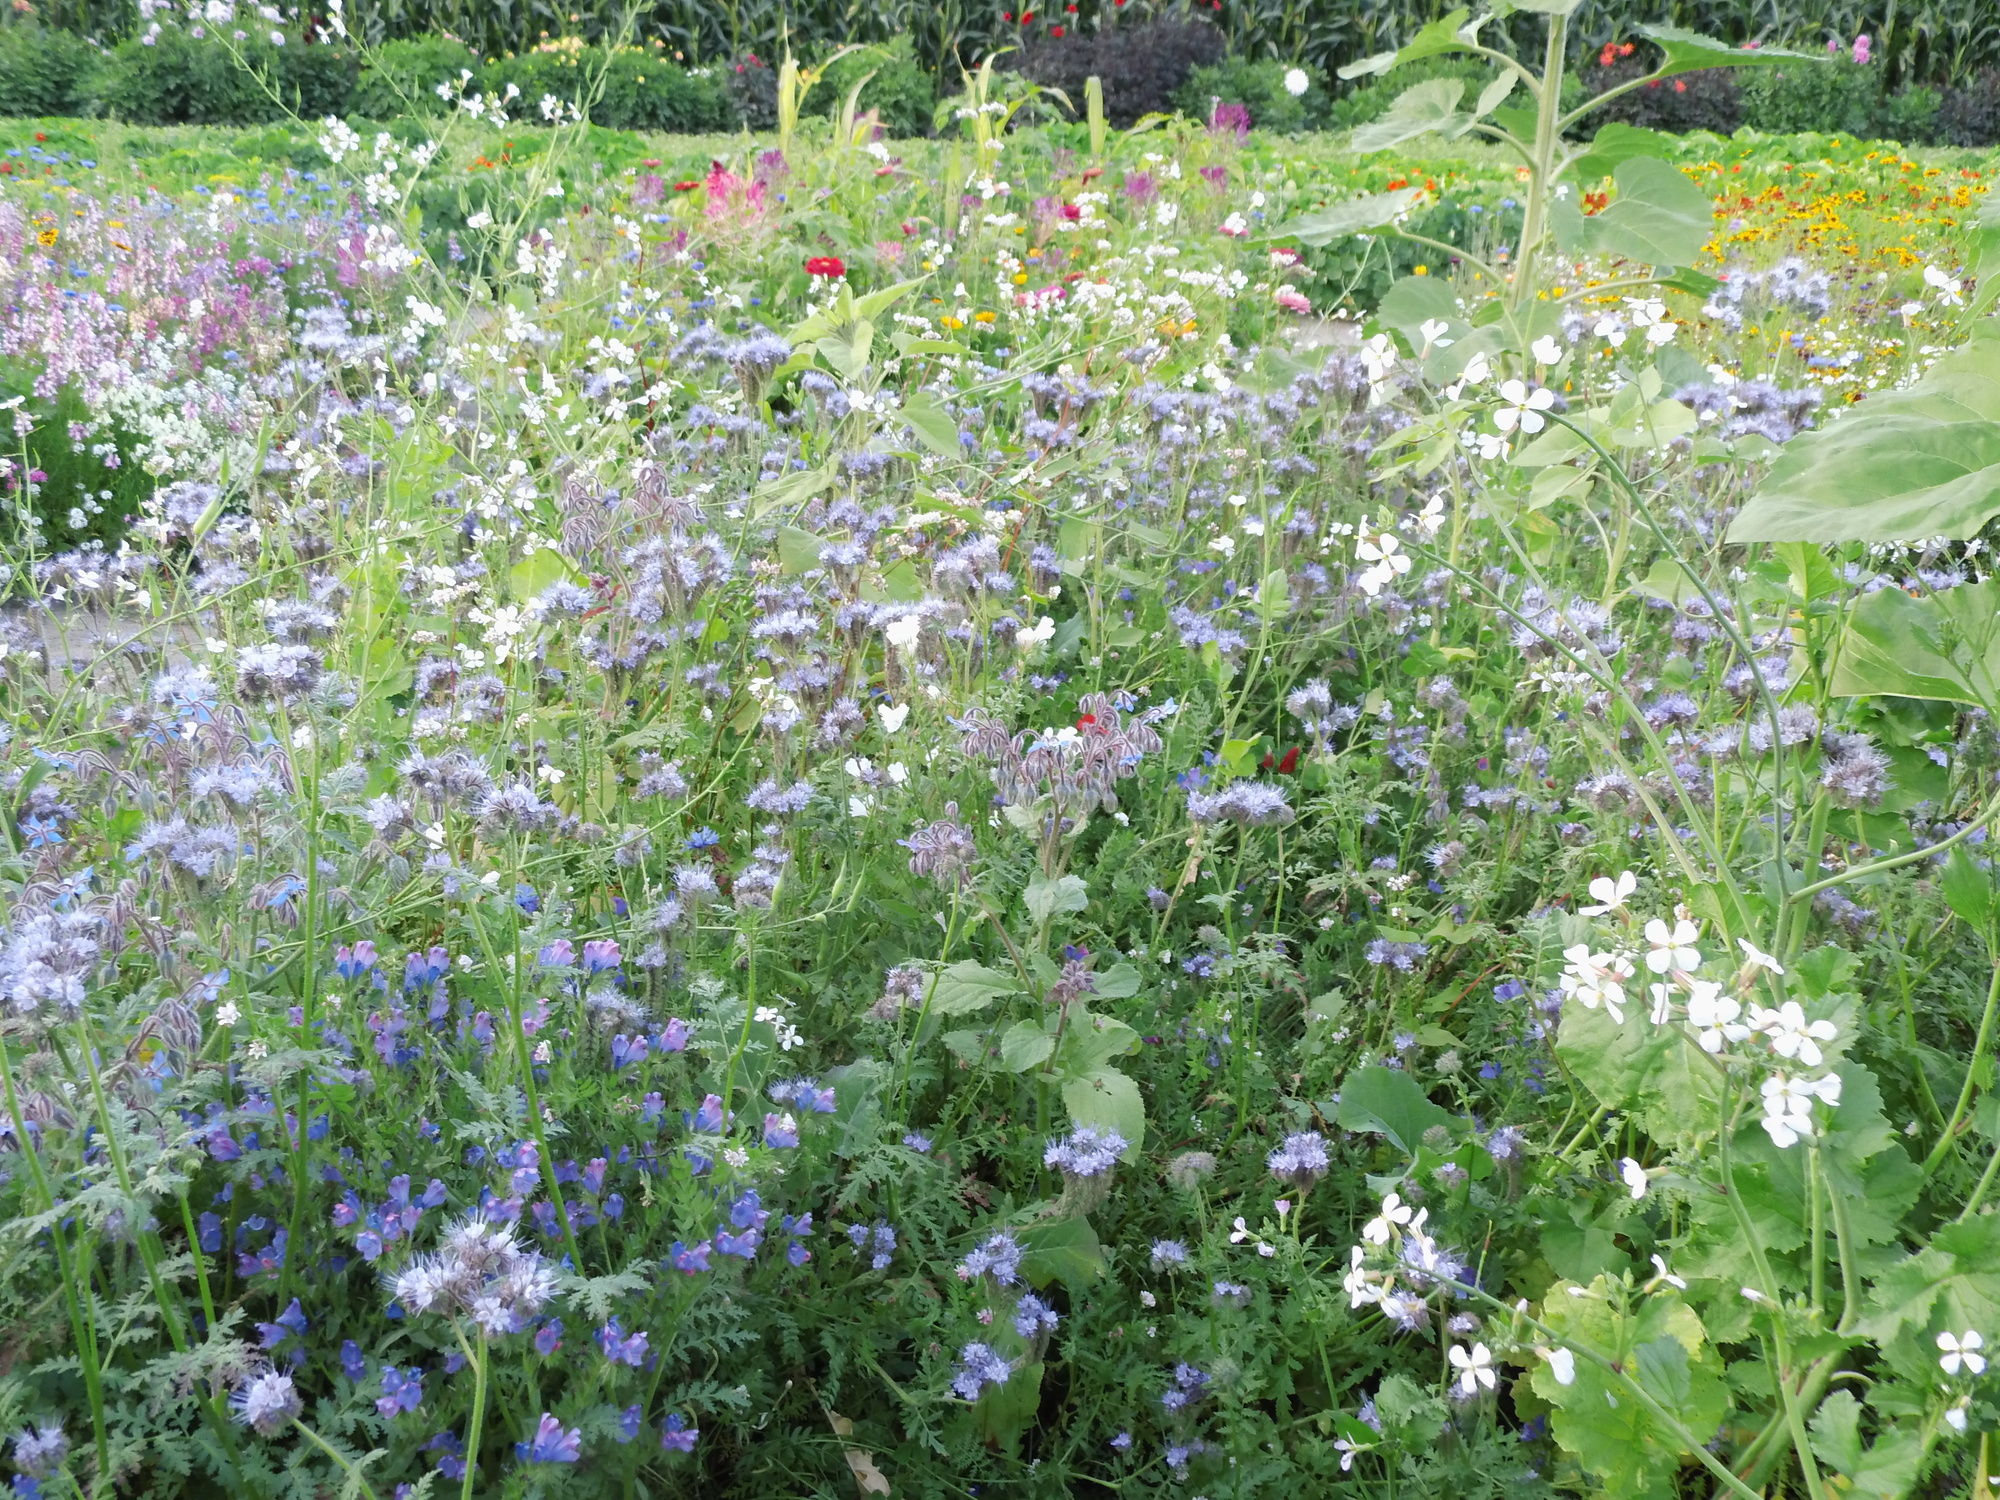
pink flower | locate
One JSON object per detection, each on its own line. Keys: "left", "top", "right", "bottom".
{"left": 1275, "top": 287, "right": 1312, "bottom": 315}
{"left": 1852, "top": 33, "right": 1871, "bottom": 63}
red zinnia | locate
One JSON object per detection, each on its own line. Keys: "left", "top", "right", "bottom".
{"left": 805, "top": 256, "right": 847, "bottom": 278}
{"left": 674, "top": 180, "right": 698, "bottom": 191}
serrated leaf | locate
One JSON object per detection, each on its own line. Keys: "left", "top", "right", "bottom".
{"left": 1386, "top": 8, "right": 1473, "bottom": 66}
{"left": 1266, "top": 187, "right": 1424, "bottom": 247}
{"left": 1637, "top": 23, "right": 1821, "bottom": 76}
{"left": 1727, "top": 322, "right": 2000, "bottom": 544}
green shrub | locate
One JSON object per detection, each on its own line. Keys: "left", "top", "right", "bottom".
{"left": 92, "top": 28, "right": 356, "bottom": 126}
{"left": 480, "top": 42, "right": 733, "bottom": 133}
{"left": 1740, "top": 56, "right": 1882, "bottom": 136}
{"left": 0, "top": 24, "right": 101, "bottom": 119}
{"left": 1939, "top": 69, "right": 2000, "bottom": 145}
{"left": 811, "top": 37, "right": 934, "bottom": 139}
{"left": 1175, "top": 57, "right": 1329, "bottom": 134}
{"left": 350, "top": 34, "right": 475, "bottom": 118}
{"left": 1882, "top": 84, "right": 1942, "bottom": 142}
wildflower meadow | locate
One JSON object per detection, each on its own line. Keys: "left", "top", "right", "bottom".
{"left": 3, "top": 5, "right": 2000, "bottom": 1499}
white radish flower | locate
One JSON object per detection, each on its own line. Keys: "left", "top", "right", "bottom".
{"left": 1354, "top": 531, "right": 1411, "bottom": 597}
{"left": 1542, "top": 1346, "right": 1577, "bottom": 1385}
{"left": 1530, "top": 335, "right": 1564, "bottom": 365}
{"left": 1737, "top": 938, "right": 1785, "bottom": 975}
{"left": 1559, "top": 944, "right": 1635, "bottom": 1023}
{"left": 1361, "top": 1193, "right": 1414, "bottom": 1246}
{"left": 1418, "top": 318, "right": 1455, "bottom": 350}
{"left": 1493, "top": 379, "right": 1555, "bottom": 434}
{"left": 1448, "top": 1342, "right": 1497, "bottom": 1395}
{"left": 1939, "top": 1330, "right": 1986, "bottom": 1376}
{"left": 1579, "top": 870, "right": 1636, "bottom": 915}
{"left": 1748, "top": 1001, "right": 1838, "bottom": 1067}
{"left": 1643, "top": 917, "right": 1701, "bottom": 974}
{"left": 1619, "top": 1158, "right": 1649, "bottom": 1199}
{"left": 1684, "top": 980, "right": 1748, "bottom": 1054}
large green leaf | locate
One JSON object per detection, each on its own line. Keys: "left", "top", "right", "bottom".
{"left": 1809, "top": 1393, "right": 1924, "bottom": 1500}
{"left": 1019, "top": 1217, "right": 1105, "bottom": 1288}
{"left": 1352, "top": 78, "right": 1475, "bottom": 153}
{"left": 1636, "top": 24, "right": 1821, "bottom": 76}
{"left": 1267, "top": 187, "right": 1423, "bottom": 246}
{"left": 1727, "top": 323, "right": 2000, "bottom": 543}
{"left": 930, "top": 960, "right": 1022, "bottom": 1017}
{"left": 1828, "top": 578, "right": 2000, "bottom": 707}
{"left": 1061, "top": 1065, "right": 1146, "bottom": 1151}
{"left": 1336, "top": 1065, "right": 1453, "bottom": 1155}
{"left": 1337, "top": 9, "right": 1470, "bottom": 78}
{"left": 1573, "top": 156, "right": 1712, "bottom": 269}
{"left": 1568, "top": 122, "right": 1672, "bottom": 183}
{"left": 1858, "top": 1212, "right": 2000, "bottom": 1340}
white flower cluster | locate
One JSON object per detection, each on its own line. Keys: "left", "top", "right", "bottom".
{"left": 1563, "top": 872, "right": 1844, "bottom": 1148}
{"left": 387, "top": 1216, "right": 558, "bottom": 1336}
{"left": 1342, "top": 1192, "right": 1470, "bottom": 1332}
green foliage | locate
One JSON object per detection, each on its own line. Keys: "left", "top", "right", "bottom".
{"left": 806, "top": 37, "right": 935, "bottom": 139}
{"left": 348, "top": 34, "right": 477, "bottom": 118}
{"left": 1741, "top": 55, "right": 1884, "bottom": 135}
{"left": 0, "top": 23, "right": 100, "bottom": 119}
{"left": 481, "top": 43, "right": 735, "bottom": 133}
{"left": 1727, "top": 321, "right": 2000, "bottom": 543}
{"left": 1177, "top": 56, "right": 1330, "bottom": 133}
{"left": 92, "top": 28, "right": 357, "bottom": 126}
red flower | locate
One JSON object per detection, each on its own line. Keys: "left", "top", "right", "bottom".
{"left": 1076, "top": 714, "right": 1097, "bottom": 729}
{"left": 674, "top": 180, "right": 698, "bottom": 191}
{"left": 1051, "top": 23, "right": 1063, "bottom": 34}
{"left": 805, "top": 256, "right": 847, "bottom": 278}
{"left": 643, "top": 158, "right": 661, "bottom": 167}
{"left": 1277, "top": 746, "right": 1300, "bottom": 775}
{"left": 1060, "top": 203, "right": 1082, "bottom": 220}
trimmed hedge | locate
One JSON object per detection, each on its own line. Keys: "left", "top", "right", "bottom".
{"left": 91, "top": 27, "right": 357, "bottom": 126}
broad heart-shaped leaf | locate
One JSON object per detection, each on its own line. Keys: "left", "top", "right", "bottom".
{"left": 1574, "top": 156, "right": 1712, "bottom": 269}
{"left": 999, "top": 1018, "right": 1056, "bottom": 1073}
{"left": 1530, "top": 1280, "right": 1729, "bottom": 1500}
{"left": 1352, "top": 78, "right": 1474, "bottom": 153}
{"left": 1727, "top": 322, "right": 2000, "bottom": 544}
{"left": 1568, "top": 122, "right": 1672, "bottom": 184}
{"left": 1336, "top": 1065, "right": 1453, "bottom": 1155}
{"left": 1941, "top": 845, "right": 1995, "bottom": 928}
{"left": 1061, "top": 1065, "right": 1146, "bottom": 1152}
{"left": 1018, "top": 1217, "right": 1105, "bottom": 1289}
{"left": 1267, "top": 187, "right": 1422, "bottom": 247}
{"left": 929, "top": 960, "right": 1022, "bottom": 1017}
{"left": 1556, "top": 991, "right": 1715, "bottom": 1137}
{"left": 970, "top": 1359, "right": 1042, "bottom": 1454}
{"left": 1827, "top": 578, "right": 2000, "bottom": 707}
{"left": 1637, "top": 23, "right": 1820, "bottom": 76}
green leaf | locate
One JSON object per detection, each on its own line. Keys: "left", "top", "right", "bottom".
{"left": 775, "top": 525, "right": 823, "bottom": 574}
{"left": 1266, "top": 187, "right": 1423, "bottom": 246}
{"left": 901, "top": 391, "right": 962, "bottom": 459}
{"left": 1827, "top": 578, "right": 2000, "bottom": 706}
{"left": 1637, "top": 23, "right": 1822, "bottom": 76}
{"left": 1018, "top": 1217, "right": 1106, "bottom": 1288}
{"left": 1942, "top": 846, "right": 1994, "bottom": 928}
{"left": 1258, "top": 567, "right": 1289, "bottom": 625}
{"left": 1061, "top": 1065, "right": 1146, "bottom": 1151}
{"left": 1569, "top": 122, "right": 1672, "bottom": 183}
{"left": 1473, "top": 70, "right": 1518, "bottom": 118}
{"left": 816, "top": 318, "right": 875, "bottom": 381}
{"left": 1091, "top": 962, "right": 1142, "bottom": 999}
{"left": 508, "top": 545, "right": 577, "bottom": 601}
{"left": 1574, "top": 156, "right": 1712, "bottom": 269}
{"left": 1056, "top": 1007, "right": 1139, "bottom": 1075}
{"left": 999, "top": 1019, "right": 1056, "bottom": 1073}
{"left": 970, "top": 1359, "right": 1042, "bottom": 1454}
{"left": 1335, "top": 9, "right": 1471, "bottom": 77}
{"left": 1024, "top": 874, "right": 1089, "bottom": 926}
{"left": 1727, "top": 322, "right": 2000, "bottom": 544}
{"left": 942, "top": 1027, "right": 994, "bottom": 1064}
{"left": 1352, "top": 78, "right": 1474, "bottom": 153}
{"left": 1810, "top": 1395, "right": 1924, "bottom": 1500}
{"left": 1858, "top": 1213, "right": 2000, "bottom": 1340}
{"left": 1376, "top": 274, "right": 1467, "bottom": 352}
{"left": 931, "top": 960, "right": 1022, "bottom": 1016}
{"left": 1336, "top": 1065, "right": 1453, "bottom": 1155}
{"left": 752, "top": 462, "right": 836, "bottom": 519}
{"left": 825, "top": 1059, "right": 886, "bottom": 1158}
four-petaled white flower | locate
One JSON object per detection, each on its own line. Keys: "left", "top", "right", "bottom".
{"left": 1355, "top": 531, "right": 1412, "bottom": 597}
{"left": 1530, "top": 335, "right": 1564, "bottom": 365}
{"left": 1748, "top": 1001, "right": 1838, "bottom": 1067}
{"left": 1361, "top": 1193, "right": 1413, "bottom": 1246}
{"left": 1448, "top": 1342, "right": 1496, "bottom": 1395}
{"left": 1334, "top": 1437, "right": 1363, "bottom": 1470}
{"left": 1343, "top": 1245, "right": 1380, "bottom": 1308}
{"left": 1940, "top": 1330, "right": 1986, "bottom": 1376}
{"left": 1684, "top": 980, "right": 1749, "bottom": 1054}
{"left": 1643, "top": 916, "right": 1701, "bottom": 974}
{"left": 1541, "top": 1346, "right": 1577, "bottom": 1385}
{"left": 877, "top": 702, "right": 910, "bottom": 733}
{"left": 1649, "top": 1254, "right": 1688, "bottom": 1290}
{"left": 1580, "top": 870, "right": 1636, "bottom": 916}
{"left": 1619, "top": 1157, "right": 1649, "bottom": 1200}
{"left": 1760, "top": 1071, "right": 1841, "bottom": 1148}
{"left": 1418, "top": 318, "right": 1455, "bottom": 350}
{"left": 1559, "top": 944, "right": 1636, "bottom": 1023}
{"left": 1493, "top": 379, "right": 1556, "bottom": 434}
